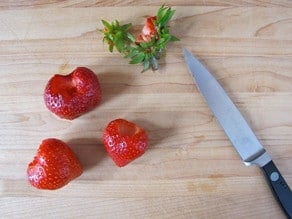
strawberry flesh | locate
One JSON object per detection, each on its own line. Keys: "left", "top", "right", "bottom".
{"left": 103, "top": 119, "right": 149, "bottom": 167}
{"left": 136, "top": 16, "right": 157, "bottom": 43}
{"left": 44, "top": 67, "right": 102, "bottom": 120}
{"left": 27, "top": 138, "right": 83, "bottom": 190}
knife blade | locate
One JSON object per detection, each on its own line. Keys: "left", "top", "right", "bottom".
{"left": 183, "top": 48, "right": 292, "bottom": 218}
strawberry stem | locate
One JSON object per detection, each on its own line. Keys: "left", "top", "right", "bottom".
{"left": 100, "top": 5, "right": 179, "bottom": 72}
{"left": 150, "top": 57, "right": 159, "bottom": 71}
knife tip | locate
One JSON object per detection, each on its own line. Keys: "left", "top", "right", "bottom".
{"left": 183, "top": 48, "right": 192, "bottom": 59}
{"left": 182, "top": 48, "right": 188, "bottom": 54}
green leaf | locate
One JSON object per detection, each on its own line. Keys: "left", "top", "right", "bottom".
{"left": 139, "top": 42, "right": 149, "bottom": 49}
{"left": 102, "top": 20, "right": 112, "bottom": 31}
{"left": 115, "top": 41, "right": 124, "bottom": 53}
{"left": 142, "top": 60, "right": 150, "bottom": 72}
{"left": 121, "top": 23, "right": 132, "bottom": 31}
{"left": 107, "top": 33, "right": 114, "bottom": 42}
{"left": 130, "top": 53, "right": 145, "bottom": 64}
{"left": 157, "top": 6, "right": 175, "bottom": 28}
{"left": 109, "top": 43, "right": 114, "bottom": 53}
{"left": 124, "top": 47, "right": 139, "bottom": 58}
{"left": 157, "top": 6, "right": 168, "bottom": 23}
{"left": 169, "top": 35, "right": 180, "bottom": 42}
{"left": 113, "top": 32, "right": 122, "bottom": 51}
{"left": 140, "top": 37, "right": 156, "bottom": 49}
{"left": 114, "top": 20, "right": 120, "bottom": 27}
{"left": 157, "top": 36, "right": 167, "bottom": 44}
{"left": 127, "top": 33, "right": 136, "bottom": 43}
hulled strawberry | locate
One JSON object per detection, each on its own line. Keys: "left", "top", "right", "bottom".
{"left": 103, "top": 119, "right": 149, "bottom": 167}
{"left": 136, "top": 16, "right": 157, "bottom": 43}
{"left": 27, "top": 138, "right": 83, "bottom": 190}
{"left": 44, "top": 67, "right": 102, "bottom": 120}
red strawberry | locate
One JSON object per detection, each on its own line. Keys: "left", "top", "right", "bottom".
{"left": 136, "top": 16, "right": 157, "bottom": 43}
{"left": 44, "top": 67, "right": 102, "bottom": 120}
{"left": 27, "top": 138, "right": 83, "bottom": 190}
{"left": 103, "top": 119, "right": 149, "bottom": 167}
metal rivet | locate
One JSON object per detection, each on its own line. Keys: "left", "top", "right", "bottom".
{"left": 270, "top": 172, "right": 279, "bottom": 182}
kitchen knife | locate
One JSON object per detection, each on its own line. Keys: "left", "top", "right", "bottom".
{"left": 183, "top": 48, "right": 292, "bottom": 218}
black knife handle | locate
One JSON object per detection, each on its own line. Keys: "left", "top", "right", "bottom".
{"left": 261, "top": 160, "right": 292, "bottom": 218}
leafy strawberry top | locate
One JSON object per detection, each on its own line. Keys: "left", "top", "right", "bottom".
{"left": 101, "top": 6, "right": 179, "bottom": 72}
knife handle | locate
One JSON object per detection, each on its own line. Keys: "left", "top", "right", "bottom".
{"left": 261, "top": 160, "right": 292, "bottom": 218}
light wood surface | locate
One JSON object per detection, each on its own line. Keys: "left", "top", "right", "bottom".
{"left": 1, "top": 1, "right": 291, "bottom": 218}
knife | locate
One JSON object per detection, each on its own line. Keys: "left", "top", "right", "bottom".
{"left": 183, "top": 48, "right": 292, "bottom": 218}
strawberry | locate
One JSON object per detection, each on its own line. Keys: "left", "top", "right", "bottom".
{"left": 136, "top": 16, "right": 157, "bottom": 43}
{"left": 44, "top": 67, "right": 102, "bottom": 120}
{"left": 103, "top": 119, "right": 149, "bottom": 167}
{"left": 27, "top": 138, "right": 83, "bottom": 190}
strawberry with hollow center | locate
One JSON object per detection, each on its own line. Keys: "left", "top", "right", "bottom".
{"left": 44, "top": 67, "right": 102, "bottom": 120}
{"left": 27, "top": 138, "right": 83, "bottom": 190}
{"left": 103, "top": 119, "right": 149, "bottom": 167}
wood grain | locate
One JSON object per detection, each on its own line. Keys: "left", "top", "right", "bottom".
{"left": 0, "top": 0, "right": 292, "bottom": 8}
{"left": 0, "top": 3, "right": 291, "bottom": 219}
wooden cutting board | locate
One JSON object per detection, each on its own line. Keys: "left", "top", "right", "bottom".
{"left": 1, "top": 1, "right": 291, "bottom": 218}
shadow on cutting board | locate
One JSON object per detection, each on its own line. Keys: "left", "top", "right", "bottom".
{"left": 96, "top": 71, "right": 136, "bottom": 103}
{"left": 133, "top": 118, "right": 176, "bottom": 149}
{"left": 67, "top": 138, "right": 106, "bottom": 171}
